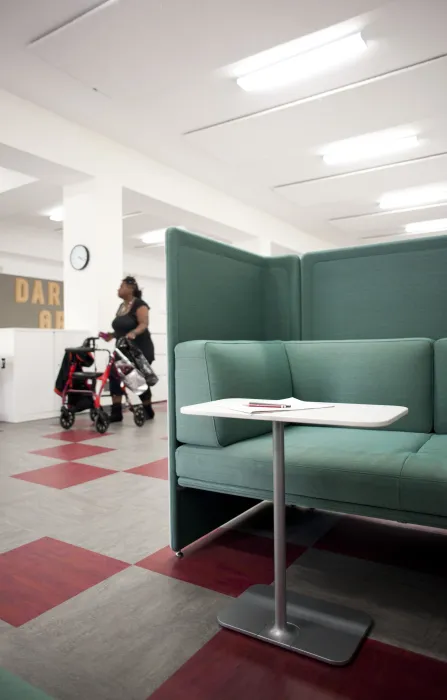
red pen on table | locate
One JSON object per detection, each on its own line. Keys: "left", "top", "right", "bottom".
{"left": 247, "top": 402, "right": 291, "bottom": 408}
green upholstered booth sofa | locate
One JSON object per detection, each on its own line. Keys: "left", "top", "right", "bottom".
{"left": 166, "top": 228, "right": 447, "bottom": 554}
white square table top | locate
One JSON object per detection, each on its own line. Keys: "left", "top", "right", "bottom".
{"left": 181, "top": 399, "right": 408, "bottom": 429}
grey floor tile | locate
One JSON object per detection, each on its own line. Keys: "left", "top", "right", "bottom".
{"left": 58, "top": 475, "right": 170, "bottom": 562}
{"left": 74, "top": 442, "right": 168, "bottom": 470}
{"left": 0, "top": 519, "right": 38, "bottom": 554}
{"left": 286, "top": 548, "right": 447, "bottom": 661}
{"left": 67, "top": 471, "right": 169, "bottom": 509}
{"left": 0, "top": 452, "right": 62, "bottom": 477}
{"left": 0, "top": 567, "right": 226, "bottom": 700}
{"left": 1, "top": 472, "right": 170, "bottom": 563}
{"left": 84, "top": 419, "right": 168, "bottom": 451}
{"left": 1, "top": 483, "right": 114, "bottom": 535}
{"left": 61, "top": 507, "right": 170, "bottom": 563}
{"left": 0, "top": 475, "right": 47, "bottom": 506}
{"left": 0, "top": 619, "right": 13, "bottom": 636}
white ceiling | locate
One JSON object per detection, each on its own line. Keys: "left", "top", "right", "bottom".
{"left": 0, "top": 170, "right": 252, "bottom": 255}
{"left": 0, "top": 0, "right": 447, "bottom": 246}
{"left": 0, "top": 177, "right": 178, "bottom": 248}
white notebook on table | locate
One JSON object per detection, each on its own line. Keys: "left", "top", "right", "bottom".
{"left": 224, "top": 397, "right": 334, "bottom": 415}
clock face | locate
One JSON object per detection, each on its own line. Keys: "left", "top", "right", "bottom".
{"left": 70, "top": 245, "right": 90, "bottom": 271}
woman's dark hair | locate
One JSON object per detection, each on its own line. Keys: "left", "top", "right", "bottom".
{"left": 123, "top": 276, "right": 142, "bottom": 299}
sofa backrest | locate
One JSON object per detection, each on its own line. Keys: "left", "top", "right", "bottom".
{"left": 175, "top": 338, "right": 433, "bottom": 445}
{"left": 175, "top": 340, "right": 293, "bottom": 447}
{"left": 285, "top": 338, "right": 433, "bottom": 433}
{"left": 434, "top": 339, "right": 447, "bottom": 433}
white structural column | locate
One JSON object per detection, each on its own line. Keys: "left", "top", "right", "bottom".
{"left": 237, "top": 238, "right": 274, "bottom": 256}
{"left": 63, "top": 179, "right": 123, "bottom": 334}
{"left": 236, "top": 239, "right": 301, "bottom": 256}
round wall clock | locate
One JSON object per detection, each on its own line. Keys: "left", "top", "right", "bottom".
{"left": 70, "top": 245, "right": 90, "bottom": 271}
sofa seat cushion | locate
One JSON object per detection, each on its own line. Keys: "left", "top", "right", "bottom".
{"left": 176, "top": 426, "right": 430, "bottom": 510}
{"left": 401, "top": 435, "right": 447, "bottom": 517}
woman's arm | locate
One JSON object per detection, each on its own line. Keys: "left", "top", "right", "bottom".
{"left": 100, "top": 332, "right": 115, "bottom": 342}
{"left": 126, "top": 305, "right": 149, "bottom": 340}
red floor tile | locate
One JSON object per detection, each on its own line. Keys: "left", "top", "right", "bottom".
{"left": 315, "top": 516, "right": 447, "bottom": 577}
{"left": 43, "top": 430, "right": 109, "bottom": 443}
{"left": 31, "top": 443, "right": 114, "bottom": 461}
{"left": 149, "top": 631, "right": 447, "bottom": 700}
{"left": 137, "top": 530, "right": 304, "bottom": 597}
{"left": 12, "top": 462, "right": 116, "bottom": 489}
{"left": 0, "top": 537, "right": 129, "bottom": 626}
{"left": 126, "top": 458, "right": 168, "bottom": 480}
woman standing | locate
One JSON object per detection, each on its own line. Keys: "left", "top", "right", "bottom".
{"left": 103, "top": 276, "right": 155, "bottom": 423}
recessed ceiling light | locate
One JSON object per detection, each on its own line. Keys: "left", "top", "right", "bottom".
{"left": 405, "top": 218, "right": 447, "bottom": 234}
{"left": 140, "top": 229, "right": 166, "bottom": 246}
{"left": 236, "top": 32, "right": 367, "bottom": 92}
{"left": 322, "top": 129, "right": 419, "bottom": 166}
{"left": 379, "top": 186, "right": 447, "bottom": 211}
{"left": 49, "top": 206, "right": 65, "bottom": 222}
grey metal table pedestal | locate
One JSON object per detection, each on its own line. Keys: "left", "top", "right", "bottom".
{"left": 217, "top": 422, "right": 372, "bottom": 665}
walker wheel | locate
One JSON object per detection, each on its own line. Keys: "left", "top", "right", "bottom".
{"left": 95, "top": 411, "right": 110, "bottom": 434}
{"left": 60, "top": 409, "right": 75, "bottom": 430}
{"left": 133, "top": 406, "right": 146, "bottom": 427}
{"left": 90, "top": 408, "right": 97, "bottom": 422}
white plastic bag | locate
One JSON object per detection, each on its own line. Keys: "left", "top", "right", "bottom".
{"left": 115, "top": 361, "right": 148, "bottom": 395}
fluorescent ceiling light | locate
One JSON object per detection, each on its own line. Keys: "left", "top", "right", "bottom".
{"left": 123, "top": 210, "right": 143, "bottom": 219}
{"left": 236, "top": 32, "right": 367, "bottom": 92}
{"left": 47, "top": 208, "right": 144, "bottom": 222}
{"left": 405, "top": 218, "right": 447, "bottom": 235}
{"left": 379, "top": 186, "right": 447, "bottom": 211}
{"left": 232, "top": 23, "right": 359, "bottom": 77}
{"left": 322, "top": 130, "right": 419, "bottom": 166}
{"left": 140, "top": 229, "right": 166, "bottom": 246}
{"left": 49, "top": 206, "right": 65, "bottom": 222}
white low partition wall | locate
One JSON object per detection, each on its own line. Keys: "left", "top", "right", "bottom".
{"left": 0, "top": 328, "right": 89, "bottom": 423}
{"left": 150, "top": 331, "right": 167, "bottom": 404}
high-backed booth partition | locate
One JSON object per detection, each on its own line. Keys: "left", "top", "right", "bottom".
{"left": 301, "top": 235, "right": 447, "bottom": 340}
{"left": 167, "top": 228, "right": 447, "bottom": 554}
{"left": 166, "top": 228, "right": 301, "bottom": 551}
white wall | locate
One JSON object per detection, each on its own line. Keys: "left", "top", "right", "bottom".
{"left": 0, "top": 224, "right": 63, "bottom": 278}
{"left": 124, "top": 255, "right": 167, "bottom": 403}
{"left": 235, "top": 238, "right": 302, "bottom": 256}
{"left": 0, "top": 254, "right": 62, "bottom": 279}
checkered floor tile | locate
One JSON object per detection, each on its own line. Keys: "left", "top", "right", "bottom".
{"left": 31, "top": 443, "right": 114, "bottom": 461}
{"left": 0, "top": 537, "right": 128, "bottom": 626}
{"left": 137, "top": 529, "right": 306, "bottom": 596}
{"left": 1, "top": 413, "right": 447, "bottom": 700}
{"left": 43, "top": 430, "right": 110, "bottom": 443}
{"left": 127, "top": 458, "right": 168, "bottom": 480}
{"left": 149, "top": 632, "right": 447, "bottom": 700}
{"left": 12, "top": 462, "right": 116, "bottom": 489}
